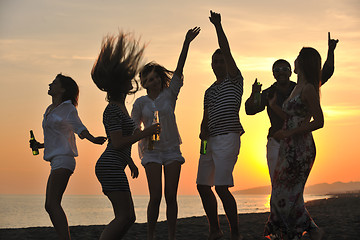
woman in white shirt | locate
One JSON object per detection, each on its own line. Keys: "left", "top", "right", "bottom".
{"left": 131, "top": 27, "right": 200, "bottom": 240}
{"left": 30, "top": 74, "right": 106, "bottom": 240}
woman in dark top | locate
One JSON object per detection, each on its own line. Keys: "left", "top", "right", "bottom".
{"left": 91, "top": 32, "right": 160, "bottom": 240}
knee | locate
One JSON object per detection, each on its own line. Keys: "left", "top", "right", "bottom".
{"left": 214, "top": 186, "right": 229, "bottom": 197}
{"left": 149, "top": 193, "right": 162, "bottom": 207}
{"left": 44, "top": 200, "right": 60, "bottom": 214}
{"left": 197, "top": 184, "right": 211, "bottom": 195}
{"left": 164, "top": 191, "right": 177, "bottom": 205}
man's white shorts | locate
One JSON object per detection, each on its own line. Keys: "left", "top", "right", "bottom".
{"left": 196, "top": 132, "right": 241, "bottom": 187}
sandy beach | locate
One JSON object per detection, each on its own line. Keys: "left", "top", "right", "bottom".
{"left": 1, "top": 193, "right": 359, "bottom": 240}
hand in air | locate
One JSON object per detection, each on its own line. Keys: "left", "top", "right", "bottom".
{"left": 209, "top": 10, "right": 221, "bottom": 26}
{"left": 185, "top": 27, "right": 201, "bottom": 44}
{"left": 328, "top": 32, "right": 339, "bottom": 51}
{"left": 252, "top": 78, "right": 262, "bottom": 93}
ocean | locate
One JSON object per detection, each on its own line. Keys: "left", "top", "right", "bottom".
{"left": 0, "top": 194, "right": 326, "bottom": 229}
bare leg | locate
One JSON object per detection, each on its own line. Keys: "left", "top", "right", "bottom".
{"left": 145, "top": 163, "right": 162, "bottom": 240}
{"left": 45, "top": 168, "right": 72, "bottom": 240}
{"left": 197, "top": 184, "right": 223, "bottom": 240}
{"left": 99, "top": 191, "right": 136, "bottom": 240}
{"left": 215, "top": 186, "right": 242, "bottom": 240}
{"left": 164, "top": 161, "right": 181, "bottom": 240}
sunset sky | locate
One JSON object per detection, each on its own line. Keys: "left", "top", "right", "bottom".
{"left": 1, "top": 0, "right": 359, "bottom": 196}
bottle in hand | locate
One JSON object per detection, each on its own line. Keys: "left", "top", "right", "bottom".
{"left": 30, "top": 130, "right": 39, "bottom": 155}
{"left": 200, "top": 139, "right": 207, "bottom": 155}
{"left": 253, "top": 80, "right": 261, "bottom": 107}
{"left": 152, "top": 111, "right": 160, "bottom": 141}
{"left": 148, "top": 110, "right": 160, "bottom": 150}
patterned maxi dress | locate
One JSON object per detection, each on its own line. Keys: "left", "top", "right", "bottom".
{"left": 265, "top": 93, "right": 319, "bottom": 239}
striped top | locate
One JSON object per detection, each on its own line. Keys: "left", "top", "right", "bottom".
{"left": 204, "top": 73, "right": 245, "bottom": 137}
{"left": 103, "top": 103, "right": 135, "bottom": 163}
{"left": 95, "top": 103, "right": 135, "bottom": 192}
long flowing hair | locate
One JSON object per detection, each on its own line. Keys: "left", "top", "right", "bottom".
{"left": 57, "top": 73, "right": 79, "bottom": 107}
{"left": 91, "top": 32, "right": 145, "bottom": 102}
{"left": 298, "top": 47, "right": 322, "bottom": 96}
{"left": 139, "top": 62, "right": 173, "bottom": 91}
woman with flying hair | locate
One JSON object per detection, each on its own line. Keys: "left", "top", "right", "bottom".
{"left": 91, "top": 32, "right": 160, "bottom": 240}
{"left": 265, "top": 47, "right": 325, "bottom": 240}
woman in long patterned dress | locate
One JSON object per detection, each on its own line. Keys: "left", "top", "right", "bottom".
{"left": 91, "top": 33, "right": 160, "bottom": 240}
{"left": 265, "top": 47, "right": 325, "bottom": 240}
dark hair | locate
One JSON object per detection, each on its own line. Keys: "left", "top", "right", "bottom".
{"left": 139, "top": 62, "right": 173, "bottom": 91}
{"left": 56, "top": 73, "right": 79, "bottom": 107}
{"left": 272, "top": 59, "right": 291, "bottom": 71}
{"left": 298, "top": 47, "right": 322, "bottom": 95}
{"left": 91, "top": 32, "right": 144, "bottom": 102}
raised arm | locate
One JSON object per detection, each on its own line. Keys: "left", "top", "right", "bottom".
{"left": 321, "top": 32, "right": 339, "bottom": 84}
{"left": 173, "top": 27, "right": 201, "bottom": 77}
{"left": 245, "top": 79, "right": 266, "bottom": 115}
{"left": 209, "top": 10, "right": 240, "bottom": 77}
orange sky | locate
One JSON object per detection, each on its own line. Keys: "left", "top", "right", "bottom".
{"left": 0, "top": 0, "right": 359, "bottom": 196}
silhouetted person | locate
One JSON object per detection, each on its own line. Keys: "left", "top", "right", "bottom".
{"left": 131, "top": 27, "right": 200, "bottom": 240}
{"left": 91, "top": 32, "right": 160, "bottom": 240}
{"left": 265, "top": 47, "right": 327, "bottom": 239}
{"left": 196, "top": 11, "right": 244, "bottom": 240}
{"left": 30, "top": 73, "right": 106, "bottom": 240}
{"left": 245, "top": 33, "right": 338, "bottom": 181}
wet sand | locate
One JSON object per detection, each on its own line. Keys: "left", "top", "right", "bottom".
{"left": 1, "top": 193, "right": 359, "bottom": 239}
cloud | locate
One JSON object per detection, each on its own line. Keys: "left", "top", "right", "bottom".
{"left": 323, "top": 105, "right": 360, "bottom": 119}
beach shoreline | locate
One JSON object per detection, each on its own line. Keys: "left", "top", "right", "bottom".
{"left": 1, "top": 193, "right": 359, "bottom": 239}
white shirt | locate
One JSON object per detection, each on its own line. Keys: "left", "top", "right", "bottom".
{"left": 42, "top": 100, "right": 87, "bottom": 161}
{"left": 131, "top": 73, "right": 183, "bottom": 158}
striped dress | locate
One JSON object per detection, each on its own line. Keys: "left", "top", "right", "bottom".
{"left": 95, "top": 103, "right": 135, "bottom": 193}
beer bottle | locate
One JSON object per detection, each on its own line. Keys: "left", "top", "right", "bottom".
{"left": 30, "top": 130, "right": 39, "bottom": 155}
{"left": 148, "top": 110, "right": 160, "bottom": 150}
{"left": 151, "top": 111, "right": 160, "bottom": 142}
{"left": 200, "top": 139, "right": 207, "bottom": 155}
{"left": 253, "top": 80, "right": 261, "bottom": 107}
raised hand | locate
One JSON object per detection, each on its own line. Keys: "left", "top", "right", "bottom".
{"left": 209, "top": 10, "right": 221, "bottom": 26}
{"left": 328, "top": 32, "right": 339, "bottom": 51}
{"left": 252, "top": 78, "right": 262, "bottom": 93}
{"left": 185, "top": 26, "right": 201, "bottom": 44}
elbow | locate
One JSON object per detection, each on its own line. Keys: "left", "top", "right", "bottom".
{"left": 315, "top": 119, "right": 324, "bottom": 130}
{"left": 245, "top": 108, "right": 256, "bottom": 115}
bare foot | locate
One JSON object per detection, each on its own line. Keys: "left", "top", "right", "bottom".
{"left": 208, "top": 230, "right": 223, "bottom": 240}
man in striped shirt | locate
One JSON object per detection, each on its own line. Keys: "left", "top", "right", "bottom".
{"left": 196, "top": 10, "right": 244, "bottom": 240}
